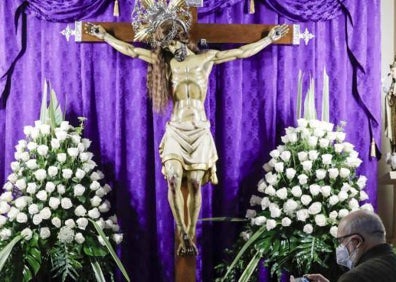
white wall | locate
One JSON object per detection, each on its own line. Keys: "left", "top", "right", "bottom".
{"left": 378, "top": 0, "right": 395, "bottom": 241}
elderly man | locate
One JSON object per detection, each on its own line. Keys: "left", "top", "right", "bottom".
{"left": 292, "top": 210, "right": 396, "bottom": 282}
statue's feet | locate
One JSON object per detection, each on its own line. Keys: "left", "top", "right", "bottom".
{"left": 177, "top": 233, "right": 198, "bottom": 256}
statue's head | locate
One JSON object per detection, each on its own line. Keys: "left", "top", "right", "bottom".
{"left": 131, "top": 0, "right": 192, "bottom": 48}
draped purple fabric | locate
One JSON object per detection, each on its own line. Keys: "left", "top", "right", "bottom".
{"left": 0, "top": 0, "right": 381, "bottom": 281}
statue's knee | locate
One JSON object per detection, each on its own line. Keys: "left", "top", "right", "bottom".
{"left": 189, "top": 178, "right": 201, "bottom": 191}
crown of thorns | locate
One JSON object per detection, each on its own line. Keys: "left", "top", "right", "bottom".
{"left": 131, "top": 0, "right": 192, "bottom": 47}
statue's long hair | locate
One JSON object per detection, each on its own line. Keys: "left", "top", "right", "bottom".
{"left": 147, "top": 21, "right": 199, "bottom": 112}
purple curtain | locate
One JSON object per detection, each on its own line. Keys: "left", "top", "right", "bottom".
{"left": 0, "top": 0, "right": 381, "bottom": 281}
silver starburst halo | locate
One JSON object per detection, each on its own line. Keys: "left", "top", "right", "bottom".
{"left": 131, "top": 0, "right": 192, "bottom": 48}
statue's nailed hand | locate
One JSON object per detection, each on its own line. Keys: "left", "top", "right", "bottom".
{"left": 268, "top": 24, "right": 289, "bottom": 42}
{"left": 84, "top": 23, "right": 107, "bottom": 40}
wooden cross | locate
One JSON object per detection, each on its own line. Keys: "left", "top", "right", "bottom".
{"left": 74, "top": 9, "right": 300, "bottom": 45}
{"left": 73, "top": 4, "right": 299, "bottom": 282}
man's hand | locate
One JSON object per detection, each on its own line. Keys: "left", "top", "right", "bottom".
{"left": 84, "top": 23, "right": 107, "bottom": 40}
{"left": 268, "top": 24, "right": 289, "bottom": 42}
{"left": 305, "top": 274, "right": 330, "bottom": 282}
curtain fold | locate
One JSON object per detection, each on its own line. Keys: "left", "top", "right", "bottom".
{"left": 0, "top": 0, "right": 381, "bottom": 281}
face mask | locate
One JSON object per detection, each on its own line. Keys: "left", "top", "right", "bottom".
{"left": 336, "top": 243, "right": 354, "bottom": 269}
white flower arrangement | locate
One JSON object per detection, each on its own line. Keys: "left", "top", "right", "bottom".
{"left": 219, "top": 118, "right": 373, "bottom": 281}
{"left": 0, "top": 82, "right": 130, "bottom": 281}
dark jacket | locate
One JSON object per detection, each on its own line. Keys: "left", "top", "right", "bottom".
{"left": 338, "top": 243, "right": 396, "bottom": 282}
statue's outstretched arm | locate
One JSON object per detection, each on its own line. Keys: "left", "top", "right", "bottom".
{"left": 212, "top": 24, "right": 289, "bottom": 65}
{"left": 85, "top": 23, "right": 155, "bottom": 64}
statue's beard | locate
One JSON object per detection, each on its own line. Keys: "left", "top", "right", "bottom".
{"left": 174, "top": 45, "right": 187, "bottom": 62}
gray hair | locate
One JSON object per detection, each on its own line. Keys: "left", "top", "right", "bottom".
{"left": 343, "top": 210, "right": 386, "bottom": 241}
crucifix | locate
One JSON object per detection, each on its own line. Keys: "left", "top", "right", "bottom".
{"left": 71, "top": 1, "right": 300, "bottom": 281}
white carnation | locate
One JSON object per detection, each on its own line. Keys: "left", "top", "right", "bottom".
{"left": 264, "top": 185, "right": 276, "bottom": 196}
{"left": 58, "top": 226, "right": 75, "bottom": 243}
{"left": 360, "top": 203, "right": 374, "bottom": 212}
{"left": 10, "top": 161, "right": 20, "bottom": 171}
{"left": 257, "top": 179, "right": 267, "bottom": 193}
{"left": 14, "top": 197, "right": 28, "bottom": 209}
{"left": 90, "top": 196, "right": 102, "bottom": 207}
{"left": 308, "top": 136, "right": 318, "bottom": 147}
{"left": 261, "top": 197, "right": 270, "bottom": 210}
{"left": 334, "top": 143, "right": 344, "bottom": 153}
{"left": 75, "top": 168, "right": 86, "bottom": 179}
{"left": 297, "top": 118, "right": 308, "bottom": 128}
{"left": 269, "top": 204, "right": 281, "bottom": 218}
{"left": 55, "top": 130, "right": 68, "bottom": 141}
{"left": 7, "top": 173, "right": 18, "bottom": 183}
{"left": 336, "top": 132, "right": 346, "bottom": 142}
{"left": 357, "top": 176, "right": 367, "bottom": 189}
{"left": 265, "top": 173, "right": 278, "bottom": 185}
{"left": 57, "top": 184, "right": 66, "bottom": 195}
{"left": 349, "top": 198, "right": 360, "bottom": 210}
{"left": 0, "top": 191, "right": 13, "bottom": 202}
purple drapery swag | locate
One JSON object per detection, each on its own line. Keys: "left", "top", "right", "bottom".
{"left": 0, "top": 0, "right": 380, "bottom": 281}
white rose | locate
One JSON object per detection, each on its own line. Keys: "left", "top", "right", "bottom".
{"left": 296, "top": 209, "right": 309, "bottom": 221}
{"left": 90, "top": 181, "right": 100, "bottom": 191}
{"left": 79, "top": 152, "right": 92, "bottom": 162}
{"left": 342, "top": 142, "right": 354, "bottom": 153}
{"left": 7, "top": 207, "right": 19, "bottom": 220}
{"left": 297, "top": 174, "right": 308, "bottom": 185}
{"left": 313, "top": 128, "right": 325, "bottom": 138}
{"left": 280, "top": 217, "right": 291, "bottom": 227}
{"left": 60, "top": 121, "right": 70, "bottom": 131}
{"left": 298, "top": 152, "right": 308, "bottom": 162}
{"left": 39, "top": 124, "right": 50, "bottom": 135}
{"left": 47, "top": 166, "right": 58, "bottom": 178}
{"left": 281, "top": 135, "right": 289, "bottom": 144}
{"left": 82, "top": 138, "right": 92, "bottom": 149}
{"left": 303, "top": 224, "right": 313, "bottom": 234}
{"left": 28, "top": 204, "right": 39, "bottom": 215}
{"left": 75, "top": 233, "right": 85, "bottom": 244}
{"left": 328, "top": 168, "right": 339, "bottom": 179}
{"left": 36, "top": 190, "right": 48, "bottom": 201}
{"left": 20, "top": 152, "right": 30, "bottom": 162}
{"left": 113, "top": 234, "right": 123, "bottom": 244}
{"left": 65, "top": 219, "right": 76, "bottom": 228}
{"left": 320, "top": 185, "right": 331, "bottom": 197}
{"left": 249, "top": 195, "right": 262, "bottom": 206}
{"left": 338, "top": 191, "right": 348, "bottom": 202}
{"left": 3, "top": 182, "right": 13, "bottom": 191}
{"left": 308, "top": 150, "right": 319, "bottom": 161}
{"left": 357, "top": 176, "right": 368, "bottom": 189}
{"left": 269, "top": 149, "right": 280, "bottom": 159}
{"left": 330, "top": 226, "right": 338, "bottom": 237}
{"left": 329, "top": 195, "right": 339, "bottom": 206}
{"left": 16, "top": 212, "right": 28, "bottom": 223}
{"left": 40, "top": 227, "right": 51, "bottom": 239}
{"left": 32, "top": 214, "right": 43, "bottom": 225}
{"left": 21, "top": 228, "right": 33, "bottom": 240}
{"left": 329, "top": 211, "right": 338, "bottom": 220}
{"left": 90, "top": 196, "right": 102, "bottom": 207}
{"left": 285, "top": 168, "right": 296, "bottom": 180}
{"left": 288, "top": 133, "right": 298, "bottom": 143}
{"left": 55, "top": 130, "right": 68, "bottom": 141}
{"left": 26, "top": 182, "right": 37, "bottom": 194}
{"left": 265, "top": 173, "right": 278, "bottom": 186}
{"left": 308, "top": 202, "right": 322, "bottom": 215}
{"left": 0, "top": 191, "right": 13, "bottom": 202}
{"left": 301, "top": 195, "right": 312, "bottom": 206}
{"left": 88, "top": 208, "right": 100, "bottom": 219}
{"left": 73, "top": 184, "right": 86, "bottom": 197}
{"left": 315, "top": 169, "right": 326, "bottom": 180}
{"left": 334, "top": 143, "right": 344, "bottom": 153}
{"left": 257, "top": 179, "right": 267, "bottom": 193}
{"left": 103, "top": 184, "right": 112, "bottom": 194}
{"left": 74, "top": 205, "right": 87, "bottom": 217}
{"left": 349, "top": 187, "right": 358, "bottom": 197}
{"left": 322, "top": 154, "right": 333, "bottom": 165}
{"left": 274, "top": 162, "right": 284, "bottom": 173}
{"left": 57, "top": 153, "right": 67, "bottom": 163}
{"left": 360, "top": 203, "right": 374, "bottom": 212}
{"left": 308, "top": 136, "right": 318, "bottom": 147}
{"left": 291, "top": 186, "right": 302, "bottom": 197}
{"left": 297, "top": 118, "right": 308, "bottom": 128}
{"left": 0, "top": 215, "right": 7, "bottom": 227}
{"left": 309, "top": 184, "right": 321, "bottom": 196}
{"left": 77, "top": 217, "right": 89, "bottom": 230}
{"left": 51, "top": 217, "right": 62, "bottom": 228}
{"left": 349, "top": 198, "right": 360, "bottom": 210}
{"left": 346, "top": 157, "right": 362, "bottom": 168}
{"left": 57, "top": 184, "right": 66, "bottom": 195}
{"left": 339, "top": 168, "right": 351, "bottom": 178}
{"left": 252, "top": 216, "right": 267, "bottom": 226}
{"left": 98, "top": 200, "right": 111, "bottom": 213}
{"left": 90, "top": 171, "right": 103, "bottom": 181}
{"left": 276, "top": 187, "right": 288, "bottom": 200}
{"left": 67, "top": 148, "right": 79, "bottom": 158}
{"left": 246, "top": 209, "right": 257, "bottom": 219}
{"left": 15, "top": 178, "right": 27, "bottom": 190}
{"left": 28, "top": 142, "right": 38, "bottom": 152}
{"left": 10, "top": 161, "right": 20, "bottom": 172}
{"left": 62, "top": 169, "right": 73, "bottom": 179}
{"left": 269, "top": 204, "right": 281, "bottom": 218}
{"left": 319, "top": 138, "right": 330, "bottom": 148}
{"left": 283, "top": 199, "right": 298, "bottom": 213}
{"left": 338, "top": 209, "right": 350, "bottom": 218}
{"left": 301, "top": 160, "right": 313, "bottom": 171}
{"left": 39, "top": 207, "right": 52, "bottom": 219}
{"left": 314, "top": 214, "right": 327, "bottom": 226}
{"left": 264, "top": 185, "right": 276, "bottom": 196}
{"left": 34, "top": 169, "right": 47, "bottom": 181}
{"left": 45, "top": 182, "right": 56, "bottom": 193}
{"left": 336, "top": 132, "right": 346, "bottom": 142}
{"left": 49, "top": 197, "right": 60, "bottom": 209}
{"left": 61, "top": 198, "right": 73, "bottom": 209}
{"left": 262, "top": 163, "right": 272, "bottom": 172}
{"left": 75, "top": 169, "right": 86, "bottom": 180}
{"left": 7, "top": 173, "right": 18, "bottom": 183}
{"left": 26, "top": 159, "right": 38, "bottom": 170}
{"left": 24, "top": 125, "right": 33, "bottom": 136}
{"left": 0, "top": 228, "right": 12, "bottom": 240}
{"left": 266, "top": 219, "right": 277, "bottom": 231}
{"left": 261, "top": 197, "right": 270, "bottom": 210}
{"left": 14, "top": 197, "right": 28, "bottom": 209}
{"left": 37, "top": 145, "right": 49, "bottom": 156}
{"left": 359, "top": 191, "right": 369, "bottom": 201}
{"left": 280, "top": 151, "right": 291, "bottom": 162}
{"left": 51, "top": 138, "right": 61, "bottom": 149}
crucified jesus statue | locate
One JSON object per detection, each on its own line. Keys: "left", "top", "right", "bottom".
{"left": 86, "top": 0, "right": 288, "bottom": 257}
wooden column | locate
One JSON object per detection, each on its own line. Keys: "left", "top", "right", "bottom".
{"left": 175, "top": 182, "right": 196, "bottom": 282}
{"left": 380, "top": 171, "right": 396, "bottom": 244}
